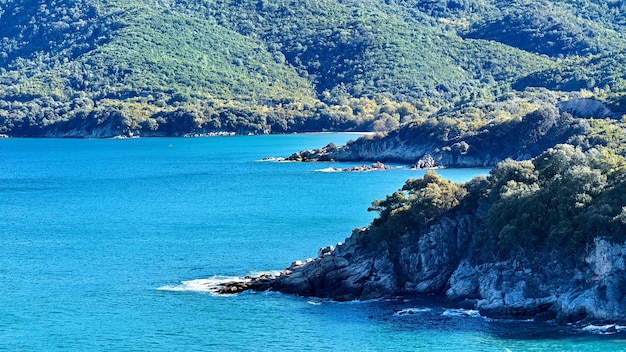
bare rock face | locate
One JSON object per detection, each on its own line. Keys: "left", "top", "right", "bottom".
{"left": 270, "top": 229, "right": 399, "bottom": 301}
{"left": 401, "top": 216, "right": 473, "bottom": 294}
{"left": 558, "top": 98, "right": 616, "bottom": 119}
{"left": 267, "top": 217, "right": 471, "bottom": 301}
{"left": 412, "top": 154, "right": 437, "bottom": 169}
{"left": 215, "top": 218, "right": 626, "bottom": 324}
{"left": 571, "top": 239, "right": 626, "bottom": 321}
{"left": 283, "top": 132, "right": 513, "bottom": 168}
{"left": 443, "top": 238, "right": 626, "bottom": 323}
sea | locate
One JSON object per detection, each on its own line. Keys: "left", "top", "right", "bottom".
{"left": 1, "top": 134, "right": 625, "bottom": 351}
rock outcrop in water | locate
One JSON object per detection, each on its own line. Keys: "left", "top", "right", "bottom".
{"left": 218, "top": 145, "right": 626, "bottom": 324}
{"left": 316, "top": 161, "right": 392, "bottom": 172}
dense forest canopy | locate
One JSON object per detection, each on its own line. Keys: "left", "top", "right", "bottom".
{"left": 367, "top": 144, "right": 626, "bottom": 257}
{"left": 0, "top": 0, "right": 625, "bottom": 137}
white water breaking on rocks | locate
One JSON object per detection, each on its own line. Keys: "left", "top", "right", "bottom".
{"left": 158, "top": 276, "right": 250, "bottom": 294}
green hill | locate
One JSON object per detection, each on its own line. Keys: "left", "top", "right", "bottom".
{"left": 0, "top": 0, "right": 625, "bottom": 137}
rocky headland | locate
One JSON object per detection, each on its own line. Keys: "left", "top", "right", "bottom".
{"left": 217, "top": 145, "right": 626, "bottom": 324}
{"left": 285, "top": 110, "right": 580, "bottom": 168}
{"left": 284, "top": 97, "right": 622, "bottom": 169}
{"left": 218, "top": 227, "right": 626, "bottom": 324}
{"left": 219, "top": 99, "right": 626, "bottom": 324}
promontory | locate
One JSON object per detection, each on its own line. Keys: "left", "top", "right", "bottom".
{"left": 218, "top": 144, "right": 626, "bottom": 324}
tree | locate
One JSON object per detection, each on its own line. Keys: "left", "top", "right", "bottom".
{"left": 369, "top": 171, "right": 467, "bottom": 237}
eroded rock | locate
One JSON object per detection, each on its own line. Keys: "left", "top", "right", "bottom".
{"left": 214, "top": 219, "right": 626, "bottom": 324}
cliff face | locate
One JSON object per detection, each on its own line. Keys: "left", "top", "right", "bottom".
{"left": 220, "top": 145, "right": 626, "bottom": 324}
{"left": 269, "top": 218, "right": 626, "bottom": 324}
{"left": 448, "top": 237, "right": 626, "bottom": 323}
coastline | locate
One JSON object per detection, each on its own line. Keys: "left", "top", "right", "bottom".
{"left": 0, "top": 130, "right": 377, "bottom": 139}
{"left": 210, "top": 145, "right": 626, "bottom": 326}
{"left": 211, "top": 233, "right": 626, "bottom": 326}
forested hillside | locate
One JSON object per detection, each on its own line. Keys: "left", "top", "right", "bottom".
{"left": 0, "top": 0, "right": 625, "bottom": 137}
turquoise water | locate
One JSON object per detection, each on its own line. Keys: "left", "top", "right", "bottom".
{"left": 1, "top": 134, "right": 624, "bottom": 351}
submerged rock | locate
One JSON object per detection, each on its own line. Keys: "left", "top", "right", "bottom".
{"left": 316, "top": 162, "right": 392, "bottom": 172}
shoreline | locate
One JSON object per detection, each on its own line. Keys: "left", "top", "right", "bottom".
{"left": 0, "top": 130, "right": 378, "bottom": 139}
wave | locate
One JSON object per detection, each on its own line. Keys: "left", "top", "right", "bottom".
{"left": 157, "top": 276, "right": 248, "bottom": 294}
{"left": 314, "top": 167, "right": 341, "bottom": 173}
{"left": 441, "top": 308, "right": 483, "bottom": 318}
{"left": 255, "top": 157, "right": 286, "bottom": 162}
{"left": 247, "top": 270, "right": 283, "bottom": 277}
{"left": 581, "top": 324, "right": 626, "bottom": 335}
{"left": 394, "top": 307, "right": 433, "bottom": 316}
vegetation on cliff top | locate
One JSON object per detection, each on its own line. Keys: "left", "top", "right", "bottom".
{"left": 1, "top": 0, "right": 626, "bottom": 136}
{"left": 299, "top": 88, "right": 626, "bottom": 173}
{"left": 368, "top": 145, "right": 626, "bottom": 257}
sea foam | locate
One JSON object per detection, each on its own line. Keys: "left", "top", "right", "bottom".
{"left": 157, "top": 276, "right": 247, "bottom": 294}
{"left": 314, "top": 167, "right": 341, "bottom": 173}
{"left": 442, "top": 308, "right": 483, "bottom": 318}
{"left": 581, "top": 324, "right": 625, "bottom": 335}
{"left": 394, "top": 307, "right": 433, "bottom": 316}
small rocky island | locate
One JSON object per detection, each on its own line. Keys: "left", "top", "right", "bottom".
{"left": 217, "top": 144, "right": 626, "bottom": 324}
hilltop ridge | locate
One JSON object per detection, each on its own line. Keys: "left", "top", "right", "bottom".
{"left": 1, "top": 0, "right": 625, "bottom": 137}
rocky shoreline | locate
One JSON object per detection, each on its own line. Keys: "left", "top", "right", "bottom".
{"left": 212, "top": 114, "right": 626, "bottom": 325}
{"left": 315, "top": 162, "right": 392, "bottom": 172}
{"left": 214, "top": 225, "right": 626, "bottom": 325}
{"left": 281, "top": 100, "right": 593, "bottom": 169}
{"left": 273, "top": 140, "right": 447, "bottom": 170}
{"left": 214, "top": 146, "right": 626, "bottom": 325}
{"left": 279, "top": 134, "right": 530, "bottom": 169}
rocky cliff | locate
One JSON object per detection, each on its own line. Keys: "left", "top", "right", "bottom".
{"left": 218, "top": 145, "right": 626, "bottom": 324}
{"left": 218, "top": 215, "right": 626, "bottom": 325}
{"left": 286, "top": 97, "right": 624, "bottom": 168}
{"left": 222, "top": 219, "right": 626, "bottom": 324}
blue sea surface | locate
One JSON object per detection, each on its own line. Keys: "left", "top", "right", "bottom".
{"left": 1, "top": 134, "right": 625, "bottom": 351}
